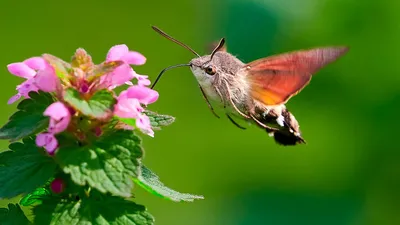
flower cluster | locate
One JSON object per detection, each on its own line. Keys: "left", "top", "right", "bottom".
{"left": 1, "top": 43, "right": 200, "bottom": 225}
{"left": 7, "top": 45, "right": 159, "bottom": 154}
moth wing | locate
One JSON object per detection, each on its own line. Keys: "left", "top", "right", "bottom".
{"left": 244, "top": 47, "right": 348, "bottom": 106}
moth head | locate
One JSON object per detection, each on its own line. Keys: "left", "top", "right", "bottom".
{"left": 189, "top": 38, "right": 229, "bottom": 81}
{"left": 150, "top": 26, "right": 227, "bottom": 88}
{"left": 189, "top": 55, "right": 217, "bottom": 82}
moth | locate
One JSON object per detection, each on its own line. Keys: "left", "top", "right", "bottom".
{"left": 151, "top": 26, "right": 348, "bottom": 145}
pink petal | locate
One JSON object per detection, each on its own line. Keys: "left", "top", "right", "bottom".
{"left": 80, "top": 82, "right": 89, "bottom": 93}
{"left": 44, "top": 102, "right": 71, "bottom": 134}
{"left": 106, "top": 44, "right": 129, "bottom": 62}
{"left": 23, "top": 57, "right": 47, "bottom": 70}
{"left": 34, "top": 67, "right": 59, "bottom": 92}
{"left": 36, "top": 133, "right": 58, "bottom": 154}
{"left": 7, "top": 63, "right": 36, "bottom": 79}
{"left": 111, "top": 64, "right": 136, "bottom": 86}
{"left": 114, "top": 90, "right": 143, "bottom": 118}
{"left": 94, "top": 127, "right": 103, "bottom": 137}
{"left": 138, "top": 79, "right": 151, "bottom": 86}
{"left": 114, "top": 97, "right": 143, "bottom": 118}
{"left": 121, "top": 51, "right": 146, "bottom": 65}
{"left": 7, "top": 93, "right": 21, "bottom": 104}
{"left": 135, "top": 74, "right": 151, "bottom": 86}
{"left": 16, "top": 79, "right": 39, "bottom": 98}
{"left": 36, "top": 133, "right": 48, "bottom": 146}
{"left": 117, "top": 90, "right": 128, "bottom": 100}
{"left": 126, "top": 85, "right": 159, "bottom": 105}
{"left": 136, "top": 114, "right": 154, "bottom": 137}
{"left": 125, "top": 81, "right": 134, "bottom": 86}
{"left": 100, "top": 64, "right": 135, "bottom": 90}
{"left": 50, "top": 178, "right": 65, "bottom": 194}
{"left": 44, "top": 102, "right": 70, "bottom": 120}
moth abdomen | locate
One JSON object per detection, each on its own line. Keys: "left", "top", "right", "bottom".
{"left": 272, "top": 130, "right": 306, "bottom": 146}
{"left": 253, "top": 106, "right": 305, "bottom": 146}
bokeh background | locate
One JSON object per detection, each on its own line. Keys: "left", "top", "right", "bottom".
{"left": 1, "top": 0, "right": 400, "bottom": 224}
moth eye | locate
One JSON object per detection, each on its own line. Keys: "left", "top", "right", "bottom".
{"left": 205, "top": 66, "right": 216, "bottom": 75}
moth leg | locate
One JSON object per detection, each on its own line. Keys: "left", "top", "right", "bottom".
{"left": 215, "top": 84, "right": 227, "bottom": 108}
{"left": 226, "top": 113, "right": 246, "bottom": 130}
{"left": 199, "top": 85, "right": 220, "bottom": 119}
{"left": 245, "top": 98, "right": 278, "bottom": 131}
{"left": 229, "top": 97, "right": 250, "bottom": 119}
{"left": 221, "top": 80, "right": 251, "bottom": 119}
{"left": 250, "top": 114, "right": 278, "bottom": 131}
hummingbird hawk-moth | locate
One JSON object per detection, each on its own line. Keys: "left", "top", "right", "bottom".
{"left": 151, "top": 26, "right": 348, "bottom": 145}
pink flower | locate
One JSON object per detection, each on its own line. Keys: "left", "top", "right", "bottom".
{"left": 7, "top": 62, "right": 36, "bottom": 79}
{"left": 50, "top": 178, "right": 65, "bottom": 194}
{"left": 114, "top": 85, "right": 159, "bottom": 118}
{"left": 44, "top": 102, "right": 71, "bottom": 134}
{"left": 99, "top": 64, "right": 136, "bottom": 90}
{"left": 100, "top": 45, "right": 150, "bottom": 89}
{"left": 34, "top": 66, "right": 59, "bottom": 92}
{"left": 136, "top": 74, "right": 151, "bottom": 86}
{"left": 123, "top": 74, "right": 151, "bottom": 87}
{"left": 36, "top": 133, "right": 58, "bottom": 154}
{"left": 126, "top": 85, "right": 159, "bottom": 105}
{"left": 23, "top": 57, "right": 47, "bottom": 70}
{"left": 106, "top": 44, "right": 146, "bottom": 65}
{"left": 136, "top": 114, "right": 154, "bottom": 137}
{"left": 94, "top": 127, "right": 103, "bottom": 137}
{"left": 114, "top": 90, "right": 143, "bottom": 119}
{"left": 36, "top": 102, "right": 70, "bottom": 154}
{"left": 114, "top": 87, "right": 157, "bottom": 137}
{"left": 7, "top": 57, "right": 47, "bottom": 79}
{"left": 7, "top": 57, "right": 60, "bottom": 104}
{"left": 7, "top": 94, "right": 21, "bottom": 105}
{"left": 8, "top": 79, "right": 39, "bottom": 104}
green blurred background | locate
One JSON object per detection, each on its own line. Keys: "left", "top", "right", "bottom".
{"left": 1, "top": 0, "right": 400, "bottom": 224}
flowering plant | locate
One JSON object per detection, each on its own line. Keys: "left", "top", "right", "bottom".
{"left": 0, "top": 45, "right": 202, "bottom": 224}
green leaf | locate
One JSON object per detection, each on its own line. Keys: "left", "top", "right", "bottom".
{"left": 144, "top": 110, "right": 175, "bottom": 130}
{"left": 20, "top": 187, "right": 51, "bottom": 206}
{"left": 34, "top": 195, "right": 154, "bottom": 225}
{"left": 117, "top": 117, "right": 136, "bottom": 127}
{"left": 56, "top": 130, "right": 143, "bottom": 197}
{"left": 116, "top": 111, "right": 175, "bottom": 132}
{"left": 42, "top": 54, "right": 72, "bottom": 82}
{"left": 0, "top": 91, "right": 54, "bottom": 141}
{"left": 134, "top": 165, "right": 204, "bottom": 202}
{"left": 0, "top": 137, "right": 57, "bottom": 198}
{"left": 0, "top": 204, "right": 31, "bottom": 225}
{"left": 64, "top": 88, "right": 116, "bottom": 119}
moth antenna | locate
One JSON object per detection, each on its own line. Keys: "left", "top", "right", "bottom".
{"left": 151, "top": 63, "right": 191, "bottom": 89}
{"left": 210, "top": 38, "right": 225, "bottom": 60}
{"left": 152, "top": 26, "right": 201, "bottom": 58}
